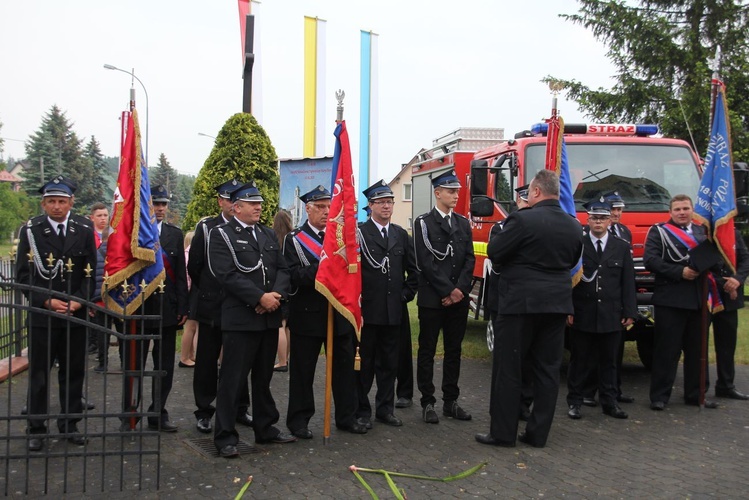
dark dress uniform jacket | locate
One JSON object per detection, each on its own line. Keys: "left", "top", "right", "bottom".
{"left": 572, "top": 233, "right": 637, "bottom": 333}
{"left": 284, "top": 221, "right": 350, "bottom": 336}
{"left": 644, "top": 222, "right": 707, "bottom": 310}
{"left": 610, "top": 222, "right": 632, "bottom": 244}
{"left": 144, "top": 222, "right": 188, "bottom": 326}
{"left": 359, "top": 220, "right": 418, "bottom": 326}
{"left": 413, "top": 208, "right": 475, "bottom": 308}
{"left": 488, "top": 199, "right": 583, "bottom": 314}
{"left": 188, "top": 215, "right": 227, "bottom": 326}
{"left": 16, "top": 216, "right": 97, "bottom": 324}
{"left": 208, "top": 218, "right": 289, "bottom": 331}
{"left": 713, "top": 229, "right": 749, "bottom": 311}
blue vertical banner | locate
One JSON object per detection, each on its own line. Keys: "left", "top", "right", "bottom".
{"left": 359, "top": 30, "right": 379, "bottom": 221}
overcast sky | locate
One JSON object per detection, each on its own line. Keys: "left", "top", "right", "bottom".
{"left": 0, "top": 0, "right": 615, "bottom": 183}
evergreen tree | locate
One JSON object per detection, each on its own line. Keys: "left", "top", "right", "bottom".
{"left": 546, "top": 0, "right": 749, "bottom": 159}
{"left": 23, "top": 105, "right": 90, "bottom": 199}
{"left": 150, "top": 153, "right": 181, "bottom": 224}
{"left": 172, "top": 174, "right": 195, "bottom": 225}
{"left": 83, "top": 136, "right": 113, "bottom": 208}
{"left": 183, "top": 113, "right": 278, "bottom": 229}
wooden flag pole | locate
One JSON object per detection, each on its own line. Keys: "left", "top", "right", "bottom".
{"left": 323, "top": 302, "right": 334, "bottom": 445}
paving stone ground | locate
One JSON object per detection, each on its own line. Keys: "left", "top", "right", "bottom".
{"left": 2, "top": 352, "right": 748, "bottom": 498}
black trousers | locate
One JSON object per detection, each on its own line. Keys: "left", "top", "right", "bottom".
{"left": 581, "top": 331, "right": 626, "bottom": 400}
{"left": 489, "top": 313, "right": 566, "bottom": 447}
{"left": 121, "top": 325, "right": 177, "bottom": 425}
{"left": 27, "top": 327, "right": 86, "bottom": 434}
{"left": 356, "top": 323, "right": 399, "bottom": 419}
{"left": 712, "top": 309, "right": 739, "bottom": 392}
{"left": 416, "top": 303, "right": 468, "bottom": 408}
{"left": 193, "top": 321, "right": 250, "bottom": 420}
{"left": 650, "top": 306, "right": 705, "bottom": 404}
{"left": 567, "top": 329, "right": 621, "bottom": 407}
{"left": 286, "top": 331, "right": 358, "bottom": 432}
{"left": 396, "top": 303, "right": 414, "bottom": 400}
{"left": 214, "top": 329, "right": 280, "bottom": 449}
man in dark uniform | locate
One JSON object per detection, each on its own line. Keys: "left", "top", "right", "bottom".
{"left": 711, "top": 229, "right": 749, "bottom": 400}
{"left": 283, "top": 185, "right": 368, "bottom": 439}
{"left": 604, "top": 191, "right": 632, "bottom": 243}
{"left": 16, "top": 176, "right": 96, "bottom": 451}
{"left": 644, "top": 194, "right": 718, "bottom": 410}
{"left": 188, "top": 179, "right": 253, "bottom": 434}
{"left": 413, "top": 170, "right": 475, "bottom": 424}
{"left": 356, "top": 180, "right": 418, "bottom": 428}
{"left": 566, "top": 198, "right": 636, "bottom": 420}
{"left": 476, "top": 169, "right": 583, "bottom": 448}
{"left": 208, "top": 182, "right": 295, "bottom": 458}
{"left": 140, "top": 185, "right": 189, "bottom": 432}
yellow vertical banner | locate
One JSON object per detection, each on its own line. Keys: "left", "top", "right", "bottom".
{"left": 303, "top": 16, "right": 318, "bottom": 157}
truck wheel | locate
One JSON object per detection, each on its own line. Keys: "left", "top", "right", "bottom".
{"left": 486, "top": 320, "right": 494, "bottom": 352}
{"left": 636, "top": 336, "right": 654, "bottom": 370}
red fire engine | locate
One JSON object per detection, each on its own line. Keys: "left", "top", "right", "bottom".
{"left": 412, "top": 123, "right": 704, "bottom": 367}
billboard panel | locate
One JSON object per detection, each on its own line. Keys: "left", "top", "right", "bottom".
{"left": 279, "top": 156, "right": 334, "bottom": 227}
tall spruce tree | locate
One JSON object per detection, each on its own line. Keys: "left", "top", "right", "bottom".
{"left": 150, "top": 153, "right": 181, "bottom": 224}
{"left": 83, "top": 136, "right": 113, "bottom": 208}
{"left": 183, "top": 113, "right": 278, "bottom": 229}
{"left": 546, "top": 0, "right": 749, "bottom": 159}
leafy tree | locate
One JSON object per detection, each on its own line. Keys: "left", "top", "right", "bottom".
{"left": 546, "top": 0, "right": 749, "bottom": 160}
{"left": 183, "top": 113, "right": 278, "bottom": 229}
{"left": 83, "top": 136, "right": 113, "bottom": 208}
{"left": 0, "top": 183, "right": 34, "bottom": 244}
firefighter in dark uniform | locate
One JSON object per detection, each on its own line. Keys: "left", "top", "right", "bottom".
{"left": 132, "top": 185, "right": 189, "bottom": 432}
{"left": 283, "top": 185, "right": 368, "bottom": 439}
{"left": 604, "top": 191, "right": 632, "bottom": 243}
{"left": 644, "top": 194, "right": 718, "bottom": 410}
{"left": 566, "top": 198, "right": 636, "bottom": 420}
{"left": 16, "top": 176, "right": 96, "bottom": 451}
{"left": 208, "top": 182, "right": 295, "bottom": 458}
{"left": 187, "top": 179, "right": 252, "bottom": 434}
{"left": 356, "top": 180, "right": 418, "bottom": 428}
{"left": 413, "top": 170, "right": 475, "bottom": 424}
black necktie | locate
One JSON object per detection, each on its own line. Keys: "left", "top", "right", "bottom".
{"left": 381, "top": 227, "right": 387, "bottom": 240}
{"left": 248, "top": 225, "right": 256, "bottom": 240}
{"left": 319, "top": 230, "right": 325, "bottom": 240}
{"left": 596, "top": 239, "right": 603, "bottom": 259}
{"left": 445, "top": 214, "right": 451, "bottom": 228}
{"left": 57, "top": 223, "right": 66, "bottom": 246}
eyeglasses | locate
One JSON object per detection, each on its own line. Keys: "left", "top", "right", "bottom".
{"left": 372, "top": 200, "right": 395, "bottom": 206}
{"left": 311, "top": 203, "right": 330, "bottom": 211}
{"left": 589, "top": 216, "right": 610, "bottom": 222}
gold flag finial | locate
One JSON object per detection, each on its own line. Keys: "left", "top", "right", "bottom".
{"left": 547, "top": 79, "right": 565, "bottom": 95}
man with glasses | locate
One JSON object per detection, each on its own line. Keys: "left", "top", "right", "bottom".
{"left": 356, "top": 180, "right": 418, "bottom": 429}
{"left": 283, "top": 186, "right": 368, "bottom": 439}
{"left": 566, "top": 197, "right": 636, "bottom": 421}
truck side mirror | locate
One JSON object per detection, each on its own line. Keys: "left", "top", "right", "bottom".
{"left": 470, "top": 160, "right": 489, "bottom": 197}
{"left": 471, "top": 195, "right": 494, "bottom": 217}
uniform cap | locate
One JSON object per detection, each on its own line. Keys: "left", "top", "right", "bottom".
{"left": 583, "top": 196, "right": 611, "bottom": 216}
{"left": 363, "top": 179, "right": 394, "bottom": 200}
{"left": 603, "top": 191, "right": 625, "bottom": 208}
{"left": 231, "top": 181, "right": 264, "bottom": 202}
{"left": 215, "top": 179, "right": 242, "bottom": 199}
{"left": 431, "top": 170, "right": 461, "bottom": 189}
{"left": 151, "top": 185, "right": 170, "bottom": 202}
{"left": 514, "top": 184, "right": 530, "bottom": 201}
{"left": 300, "top": 185, "right": 331, "bottom": 203}
{"left": 38, "top": 176, "right": 75, "bottom": 198}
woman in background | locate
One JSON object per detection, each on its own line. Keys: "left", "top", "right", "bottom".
{"left": 272, "top": 210, "right": 293, "bottom": 372}
{"left": 179, "top": 230, "right": 198, "bottom": 368}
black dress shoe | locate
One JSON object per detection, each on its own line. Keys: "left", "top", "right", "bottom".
{"left": 257, "top": 432, "right": 298, "bottom": 444}
{"left": 273, "top": 364, "right": 288, "bottom": 372}
{"left": 475, "top": 433, "right": 515, "bottom": 447}
{"left": 443, "top": 401, "right": 472, "bottom": 420}
{"left": 178, "top": 361, "right": 195, "bottom": 368}
{"left": 357, "top": 417, "right": 373, "bottom": 430}
{"left": 148, "top": 420, "right": 178, "bottom": 432}
{"left": 219, "top": 445, "right": 239, "bottom": 458}
{"left": 567, "top": 404, "right": 582, "bottom": 420}
{"left": 616, "top": 394, "right": 635, "bottom": 404}
{"left": 291, "top": 428, "right": 313, "bottom": 439}
{"left": 395, "top": 397, "right": 412, "bottom": 408}
{"left": 68, "top": 433, "right": 87, "bottom": 445}
{"left": 715, "top": 388, "right": 749, "bottom": 400}
{"left": 685, "top": 399, "right": 719, "bottom": 409}
{"left": 518, "top": 432, "right": 544, "bottom": 448}
{"left": 519, "top": 406, "right": 531, "bottom": 422}
{"left": 650, "top": 401, "right": 665, "bottom": 411}
{"left": 376, "top": 414, "right": 403, "bottom": 427}
{"left": 28, "top": 437, "right": 43, "bottom": 451}
{"left": 423, "top": 404, "right": 439, "bottom": 424}
{"left": 83, "top": 399, "right": 95, "bottom": 410}
{"left": 196, "top": 418, "right": 212, "bottom": 434}
{"left": 236, "top": 413, "right": 254, "bottom": 427}
{"left": 336, "top": 422, "right": 368, "bottom": 434}
{"left": 602, "top": 404, "right": 628, "bottom": 419}
{"left": 582, "top": 397, "right": 597, "bottom": 407}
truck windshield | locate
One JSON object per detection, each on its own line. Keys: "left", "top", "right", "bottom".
{"left": 524, "top": 143, "right": 700, "bottom": 212}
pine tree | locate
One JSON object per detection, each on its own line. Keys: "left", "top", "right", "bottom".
{"left": 546, "top": 0, "right": 749, "bottom": 159}
{"left": 183, "top": 113, "right": 278, "bottom": 229}
{"left": 83, "top": 136, "right": 113, "bottom": 208}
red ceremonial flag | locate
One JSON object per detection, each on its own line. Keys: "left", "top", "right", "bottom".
{"left": 315, "top": 120, "right": 363, "bottom": 336}
{"left": 104, "top": 109, "right": 165, "bottom": 315}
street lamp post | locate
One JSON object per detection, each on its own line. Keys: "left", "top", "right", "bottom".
{"left": 103, "top": 64, "right": 149, "bottom": 166}
{"left": 197, "top": 132, "right": 216, "bottom": 140}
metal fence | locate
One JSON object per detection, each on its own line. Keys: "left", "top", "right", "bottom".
{"left": 0, "top": 255, "right": 166, "bottom": 495}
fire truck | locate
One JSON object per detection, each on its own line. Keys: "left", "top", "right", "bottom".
{"left": 412, "top": 122, "right": 705, "bottom": 368}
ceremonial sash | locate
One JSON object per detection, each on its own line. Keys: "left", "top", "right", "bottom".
{"left": 294, "top": 231, "right": 323, "bottom": 260}
{"left": 161, "top": 249, "right": 176, "bottom": 284}
{"left": 662, "top": 223, "right": 723, "bottom": 312}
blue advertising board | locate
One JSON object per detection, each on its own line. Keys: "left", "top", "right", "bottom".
{"left": 278, "top": 156, "right": 334, "bottom": 227}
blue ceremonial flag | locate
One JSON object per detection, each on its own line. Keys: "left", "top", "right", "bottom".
{"left": 104, "top": 109, "right": 165, "bottom": 314}
{"left": 694, "top": 82, "right": 736, "bottom": 272}
{"left": 557, "top": 124, "right": 577, "bottom": 217}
